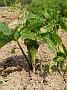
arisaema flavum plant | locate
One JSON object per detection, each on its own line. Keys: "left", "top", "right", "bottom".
{"left": 0, "top": 0, "right": 67, "bottom": 73}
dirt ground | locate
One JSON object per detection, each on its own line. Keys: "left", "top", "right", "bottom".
{"left": 0, "top": 7, "right": 67, "bottom": 90}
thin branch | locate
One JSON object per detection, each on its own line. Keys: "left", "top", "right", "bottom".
{"left": 16, "top": 40, "right": 33, "bottom": 70}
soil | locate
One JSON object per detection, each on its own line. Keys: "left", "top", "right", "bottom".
{"left": 0, "top": 7, "right": 67, "bottom": 90}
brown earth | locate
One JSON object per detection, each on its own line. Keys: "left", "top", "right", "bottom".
{"left": 0, "top": 7, "right": 67, "bottom": 90}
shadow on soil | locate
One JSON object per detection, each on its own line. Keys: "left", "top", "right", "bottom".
{"left": 0, "top": 55, "right": 30, "bottom": 73}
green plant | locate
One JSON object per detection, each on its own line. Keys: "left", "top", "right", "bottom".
{"left": 20, "top": 0, "right": 67, "bottom": 73}
{"left": 0, "top": 0, "right": 15, "bottom": 6}
{"left": 0, "top": 0, "right": 67, "bottom": 73}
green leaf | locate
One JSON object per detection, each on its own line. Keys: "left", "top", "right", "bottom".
{"left": 24, "top": 39, "right": 39, "bottom": 65}
{"left": 0, "top": 22, "right": 14, "bottom": 36}
{"left": 57, "top": 51, "right": 66, "bottom": 58}
{"left": 24, "top": 13, "right": 45, "bottom": 32}
{"left": 14, "top": 31, "right": 20, "bottom": 40}
{"left": 24, "top": 39, "right": 39, "bottom": 49}
{"left": 47, "top": 38, "right": 57, "bottom": 53}
{"left": 50, "top": 32, "right": 61, "bottom": 45}
{"left": 53, "top": 51, "right": 66, "bottom": 63}
{"left": 0, "top": 33, "right": 12, "bottom": 48}
{"left": 59, "top": 21, "right": 67, "bottom": 31}
{"left": 53, "top": 56, "right": 65, "bottom": 63}
{"left": 0, "top": 22, "right": 15, "bottom": 48}
{"left": 20, "top": 29, "right": 37, "bottom": 40}
{"left": 40, "top": 32, "right": 57, "bottom": 53}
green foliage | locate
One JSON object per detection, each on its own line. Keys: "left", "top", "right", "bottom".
{"left": 27, "top": 0, "right": 67, "bottom": 32}
{"left": 24, "top": 39, "right": 39, "bottom": 68}
{"left": 0, "top": 23, "right": 14, "bottom": 36}
{"left": 20, "top": 0, "right": 67, "bottom": 72}
{"left": 21, "top": 0, "right": 32, "bottom": 5}
{"left": 0, "top": 0, "right": 67, "bottom": 73}
{"left": 0, "top": 0, "right": 15, "bottom": 6}
{"left": 0, "top": 23, "right": 15, "bottom": 47}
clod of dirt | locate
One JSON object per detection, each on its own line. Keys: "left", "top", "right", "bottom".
{"left": 4, "top": 65, "right": 22, "bottom": 73}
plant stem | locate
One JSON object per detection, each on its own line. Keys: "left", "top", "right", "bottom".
{"left": 4, "top": 0, "right": 7, "bottom": 7}
{"left": 16, "top": 40, "right": 33, "bottom": 70}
